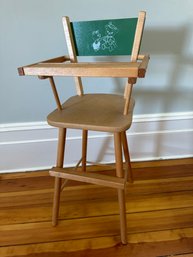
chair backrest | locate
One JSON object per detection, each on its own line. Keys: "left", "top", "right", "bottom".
{"left": 71, "top": 18, "right": 138, "bottom": 56}
{"left": 62, "top": 11, "right": 146, "bottom": 97}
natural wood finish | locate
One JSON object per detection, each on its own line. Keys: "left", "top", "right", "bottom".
{"left": 123, "top": 83, "right": 133, "bottom": 115}
{"left": 2, "top": 190, "right": 193, "bottom": 226}
{"left": 123, "top": 10, "right": 147, "bottom": 114}
{"left": 121, "top": 131, "right": 133, "bottom": 183}
{"left": 1, "top": 238, "right": 193, "bottom": 257}
{"left": 21, "top": 61, "right": 141, "bottom": 78}
{"left": 74, "top": 157, "right": 83, "bottom": 170}
{"left": 19, "top": 55, "right": 149, "bottom": 80}
{"left": 18, "top": 55, "right": 70, "bottom": 76}
{"left": 114, "top": 133, "right": 127, "bottom": 244}
{"left": 1, "top": 158, "right": 192, "bottom": 182}
{"left": 48, "top": 77, "right": 62, "bottom": 110}
{"left": 52, "top": 128, "right": 66, "bottom": 226}
{"left": 62, "top": 17, "right": 77, "bottom": 61}
{"left": 131, "top": 11, "right": 146, "bottom": 61}
{"left": 2, "top": 207, "right": 193, "bottom": 246}
{"left": 62, "top": 16, "right": 84, "bottom": 96}
{"left": 49, "top": 168, "right": 125, "bottom": 189}
{"left": 138, "top": 54, "right": 150, "bottom": 77}
{"left": 123, "top": 59, "right": 150, "bottom": 115}
{"left": 176, "top": 253, "right": 193, "bottom": 257}
{"left": 124, "top": 82, "right": 133, "bottom": 99}
{"left": 47, "top": 94, "right": 135, "bottom": 132}
{"left": 123, "top": 11, "right": 146, "bottom": 112}
{"left": 1, "top": 159, "right": 193, "bottom": 257}
{"left": 17, "top": 12, "right": 149, "bottom": 247}
{"left": 82, "top": 130, "right": 88, "bottom": 172}
{"left": 127, "top": 77, "right": 137, "bottom": 84}
{"left": 52, "top": 177, "right": 62, "bottom": 226}
{"left": 56, "top": 129, "right": 66, "bottom": 168}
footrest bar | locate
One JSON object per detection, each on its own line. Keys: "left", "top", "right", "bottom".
{"left": 49, "top": 167, "right": 125, "bottom": 189}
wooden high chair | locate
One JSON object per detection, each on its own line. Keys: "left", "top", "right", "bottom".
{"left": 18, "top": 11, "right": 149, "bottom": 244}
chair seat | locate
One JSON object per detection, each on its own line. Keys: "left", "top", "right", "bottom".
{"left": 47, "top": 94, "right": 135, "bottom": 132}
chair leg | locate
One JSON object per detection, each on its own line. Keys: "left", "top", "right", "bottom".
{"left": 82, "top": 130, "right": 88, "bottom": 172}
{"left": 121, "top": 132, "right": 133, "bottom": 183}
{"left": 114, "top": 132, "right": 127, "bottom": 245}
{"left": 52, "top": 128, "right": 66, "bottom": 227}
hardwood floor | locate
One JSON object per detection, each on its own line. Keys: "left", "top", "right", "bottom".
{"left": 0, "top": 158, "right": 193, "bottom": 257}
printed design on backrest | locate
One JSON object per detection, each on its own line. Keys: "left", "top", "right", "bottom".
{"left": 71, "top": 18, "right": 138, "bottom": 56}
{"left": 91, "top": 22, "right": 119, "bottom": 52}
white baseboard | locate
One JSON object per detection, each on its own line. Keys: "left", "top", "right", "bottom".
{"left": 0, "top": 112, "right": 193, "bottom": 173}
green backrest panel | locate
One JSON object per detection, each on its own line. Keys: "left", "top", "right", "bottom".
{"left": 70, "top": 18, "right": 138, "bottom": 56}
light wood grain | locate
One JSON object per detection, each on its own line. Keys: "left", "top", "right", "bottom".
{"left": 0, "top": 237, "right": 193, "bottom": 257}
{"left": 131, "top": 11, "right": 146, "bottom": 62}
{"left": 81, "top": 130, "right": 88, "bottom": 172}
{"left": 22, "top": 61, "right": 141, "bottom": 77}
{"left": 121, "top": 131, "right": 133, "bottom": 182}
{"left": 114, "top": 132, "right": 127, "bottom": 243}
{"left": 1, "top": 207, "right": 193, "bottom": 247}
{"left": 62, "top": 16, "right": 84, "bottom": 95}
{"left": 123, "top": 11, "right": 146, "bottom": 115}
{"left": 1, "top": 158, "right": 192, "bottom": 181}
{"left": 18, "top": 55, "right": 70, "bottom": 76}
{"left": 52, "top": 128, "right": 66, "bottom": 226}
{"left": 50, "top": 168, "right": 125, "bottom": 189}
{"left": 138, "top": 54, "right": 150, "bottom": 77}
{"left": 48, "top": 77, "right": 62, "bottom": 110}
{"left": 1, "top": 159, "right": 193, "bottom": 256}
{"left": 47, "top": 94, "right": 135, "bottom": 132}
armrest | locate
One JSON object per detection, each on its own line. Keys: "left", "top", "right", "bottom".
{"left": 18, "top": 61, "right": 142, "bottom": 78}
{"left": 137, "top": 54, "right": 150, "bottom": 78}
{"left": 18, "top": 54, "right": 150, "bottom": 79}
{"left": 18, "top": 55, "right": 71, "bottom": 76}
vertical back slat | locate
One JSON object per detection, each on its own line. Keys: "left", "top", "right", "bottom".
{"left": 124, "top": 11, "right": 146, "bottom": 115}
{"left": 62, "top": 16, "right": 84, "bottom": 96}
{"left": 131, "top": 11, "right": 146, "bottom": 61}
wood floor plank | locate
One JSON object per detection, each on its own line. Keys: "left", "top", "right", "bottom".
{"left": 13, "top": 238, "right": 192, "bottom": 257}
{"left": 1, "top": 190, "right": 193, "bottom": 225}
{"left": 155, "top": 253, "right": 193, "bottom": 257}
{"left": 1, "top": 160, "right": 192, "bottom": 193}
{"left": 1, "top": 158, "right": 193, "bottom": 256}
{"left": 132, "top": 158, "right": 193, "bottom": 168}
{"left": 1, "top": 231, "right": 193, "bottom": 257}
{"left": 0, "top": 175, "right": 54, "bottom": 193}
{"left": 1, "top": 158, "right": 192, "bottom": 181}
{"left": 1, "top": 175, "right": 193, "bottom": 209}
{"left": 133, "top": 164, "right": 193, "bottom": 181}
{"left": 0, "top": 171, "right": 49, "bottom": 180}
{"left": 1, "top": 207, "right": 193, "bottom": 247}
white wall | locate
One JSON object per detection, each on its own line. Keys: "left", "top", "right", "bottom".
{"left": 0, "top": 0, "right": 193, "bottom": 123}
{"left": 0, "top": 0, "right": 193, "bottom": 172}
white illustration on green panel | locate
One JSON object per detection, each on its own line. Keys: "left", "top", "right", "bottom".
{"left": 92, "top": 22, "right": 119, "bottom": 52}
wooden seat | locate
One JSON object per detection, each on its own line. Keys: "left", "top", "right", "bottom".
{"left": 47, "top": 94, "right": 135, "bottom": 132}
{"left": 18, "top": 11, "right": 149, "bottom": 245}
